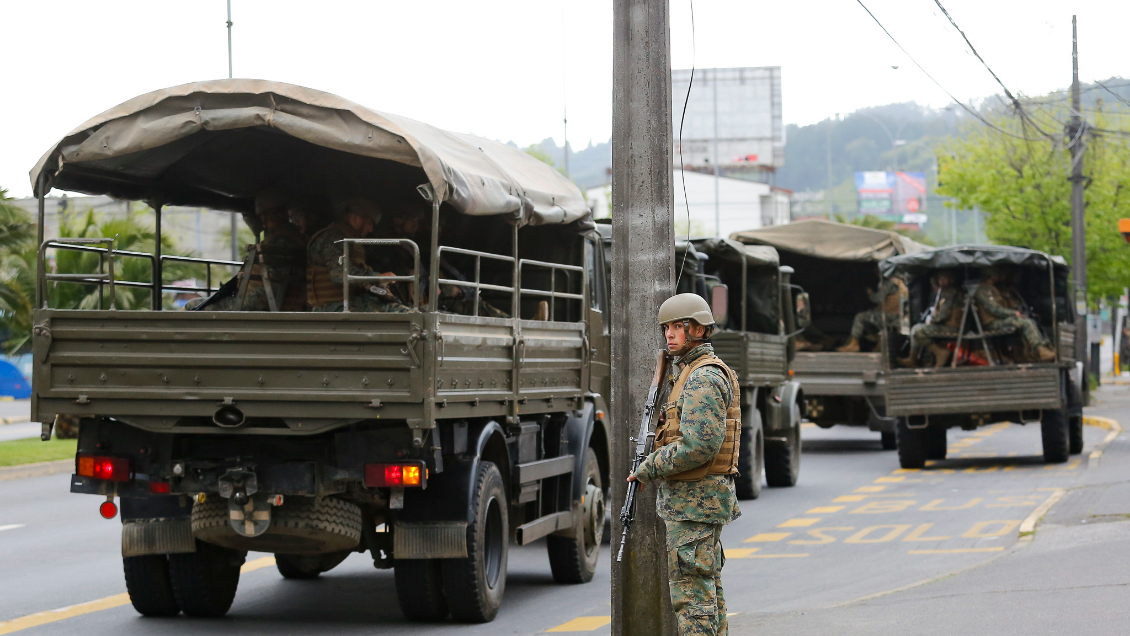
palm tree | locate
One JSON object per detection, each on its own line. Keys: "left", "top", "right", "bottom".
{"left": 0, "top": 189, "right": 33, "bottom": 328}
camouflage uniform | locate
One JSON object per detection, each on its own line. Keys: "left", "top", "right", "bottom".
{"left": 974, "top": 281, "right": 1048, "bottom": 349}
{"left": 241, "top": 225, "right": 307, "bottom": 312}
{"left": 633, "top": 343, "right": 740, "bottom": 636}
{"left": 909, "top": 286, "right": 965, "bottom": 349}
{"left": 306, "top": 223, "right": 412, "bottom": 313}
{"left": 849, "top": 278, "right": 904, "bottom": 339}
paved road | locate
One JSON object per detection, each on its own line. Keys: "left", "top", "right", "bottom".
{"left": 0, "top": 394, "right": 1119, "bottom": 635}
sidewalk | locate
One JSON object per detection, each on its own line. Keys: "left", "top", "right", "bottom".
{"left": 733, "top": 384, "right": 1130, "bottom": 636}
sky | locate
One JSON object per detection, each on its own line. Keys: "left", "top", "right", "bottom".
{"left": 2, "top": 0, "right": 1129, "bottom": 198}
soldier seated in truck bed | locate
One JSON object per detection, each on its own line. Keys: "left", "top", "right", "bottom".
{"left": 897, "top": 269, "right": 965, "bottom": 368}
{"left": 838, "top": 272, "right": 906, "bottom": 352}
{"left": 306, "top": 198, "right": 413, "bottom": 313}
{"left": 975, "top": 265, "right": 1056, "bottom": 362}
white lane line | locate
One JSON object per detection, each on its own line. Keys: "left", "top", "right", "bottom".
{"left": 0, "top": 524, "right": 25, "bottom": 533}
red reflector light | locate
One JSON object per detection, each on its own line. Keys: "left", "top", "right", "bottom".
{"left": 150, "top": 481, "right": 171, "bottom": 495}
{"left": 99, "top": 500, "right": 118, "bottom": 519}
{"left": 76, "top": 454, "right": 131, "bottom": 482}
{"left": 364, "top": 462, "right": 426, "bottom": 488}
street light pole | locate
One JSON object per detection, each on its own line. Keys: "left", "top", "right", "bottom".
{"left": 1068, "top": 15, "right": 1089, "bottom": 386}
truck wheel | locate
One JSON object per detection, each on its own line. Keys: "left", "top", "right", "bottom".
{"left": 1041, "top": 408, "right": 1070, "bottom": 463}
{"left": 925, "top": 426, "right": 947, "bottom": 460}
{"left": 896, "top": 418, "right": 926, "bottom": 469}
{"left": 442, "top": 461, "right": 508, "bottom": 622}
{"left": 765, "top": 402, "right": 802, "bottom": 488}
{"left": 168, "top": 540, "right": 245, "bottom": 618}
{"left": 547, "top": 448, "right": 604, "bottom": 583}
{"left": 123, "top": 555, "right": 180, "bottom": 616}
{"left": 735, "top": 426, "right": 763, "bottom": 499}
{"left": 1069, "top": 416, "right": 1084, "bottom": 455}
{"left": 880, "top": 431, "right": 897, "bottom": 451}
{"left": 395, "top": 559, "right": 449, "bottom": 621}
{"left": 276, "top": 551, "right": 350, "bottom": 580}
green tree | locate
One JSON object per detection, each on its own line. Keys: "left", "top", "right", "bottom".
{"left": 0, "top": 189, "right": 33, "bottom": 342}
{"left": 937, "top": 105, "right": 1130, "bottom": 303}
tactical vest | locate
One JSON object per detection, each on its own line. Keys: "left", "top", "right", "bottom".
{"left": 937, "top": 289, "right": 966, "bottom": 328}
{"left": 244, "top": 234, "right": 307, "bottom": 311}
{"left": 653, "top": 353, "right": 741, "bottom": 481}
{"left": 881, "top": 278, "right": 907, "bottom": 316}
{"left": 306, "top": 224, "right": 364, "bottom": 308}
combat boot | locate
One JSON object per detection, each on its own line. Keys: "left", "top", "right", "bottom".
{"left": 896, "top": 350, "right": 918, "bottom": 368}
{"left": 1036, "top": 344, "right": 1057, "bottom": 362}
{"left": 928, "top": 343, "right": 951, "bottom": 368}
{"left": 837, "top": 338, "right": 861, "bottom": 352}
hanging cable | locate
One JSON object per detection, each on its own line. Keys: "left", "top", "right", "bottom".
{"left": 674, "top": 0, "right": 696, "bottom": 292}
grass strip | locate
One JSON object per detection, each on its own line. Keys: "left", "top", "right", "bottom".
{"left": 0, "top": 437, "right": 76, "bottom": 468}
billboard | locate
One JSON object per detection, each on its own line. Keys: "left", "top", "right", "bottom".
{"left": 671, "top": 67, "right": 784, "bottom": 170}
{"left": 855, "top": 171, "right": 927, "bottom": 225}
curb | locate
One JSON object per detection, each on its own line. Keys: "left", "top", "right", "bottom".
{"left": 0, "top": 416, "right": 30, "bottom": 426}
{"left": 1082, "top": 415, "right": 1121, "bottom": 466}
{"left": 0, "top": 459, "right": 72, "bottom": 482}
{"left": 1018, "top": 488, "right": 1066, "bottom": 538}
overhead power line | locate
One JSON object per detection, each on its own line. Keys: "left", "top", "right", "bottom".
{"left": 853, "top": 0, "right": 1039, "bottom": 141}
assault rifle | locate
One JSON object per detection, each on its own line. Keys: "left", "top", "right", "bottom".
{"left": 616, "top": 349, "right": 671, "bottom": 563}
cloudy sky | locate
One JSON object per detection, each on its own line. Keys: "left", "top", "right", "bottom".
{"left": 2, "top": 0, "right": 1127, "bottom": 197}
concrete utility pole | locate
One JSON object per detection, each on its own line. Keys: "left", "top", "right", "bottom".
{"left": 611, "top": 0, "right": 677, "bottom": 634}
{"left": 1068, "top": 15, "right": 1089, "bottom": 377}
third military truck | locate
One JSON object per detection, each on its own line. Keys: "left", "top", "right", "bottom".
{"left": 732, "top": 219, "right": 926, "bottom": 449}
{"left": 878, "top": 245, "right": 1084, "bottom": 468}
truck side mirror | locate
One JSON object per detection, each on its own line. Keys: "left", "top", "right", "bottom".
{"left": 710, "top": 284, "right": 728, "bottom": 324}
{"left": 794, "top": 292, "right": 811, "bottom": 330}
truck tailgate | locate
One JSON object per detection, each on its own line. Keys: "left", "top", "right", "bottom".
{"left": 791, "top": 351, "right": 884, "bottom": 397}
{"left": 885, "top": 365, "right": 1061, "bottom": 416}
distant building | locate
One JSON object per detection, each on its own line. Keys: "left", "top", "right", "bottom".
{"left": 586, "top": 169, "right": 791, "bottom": 238}
{"left": 671, "top": 66, "right": 784, "bottom": 184}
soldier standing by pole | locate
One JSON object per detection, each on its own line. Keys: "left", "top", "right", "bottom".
{"left": 627, "top": 294, "right": 742, "bottom": 636}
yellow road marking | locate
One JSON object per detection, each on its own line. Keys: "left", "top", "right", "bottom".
{"left": 806, "top": 506, "right": 845, "bottom": 514}
{"left": 789, "top": 527, "right": 854, "bottom": 545}
{"left": 0, "top": 556, "right": 275, "bottom": 635}
{"left": 745, "top": 553, "right": 809, "bottom": 558}
{"left": 892, "top": 468, "right": 921, "bottom": 474}
{"left": 744, "top": 532, "right": 791, "bottom": 543}
{"left": 920, "top": 498, "right": 982, "bottom": 511}
{"left": 833, "top": 495, "right": 866, "bottom": 503}
{"left": 778, "top": 518, "right": 821, "bottom": 528}
{"left": 547, "top": 616, "right": 612, "bottom": 632}
{"left": 963, "top": 520, "right": 1021, "bottom": 538}
{"left": 724, "top": 548, "right": 761, "bottom": 558}
{"left": 902, "top": 524, "right": 951, "bottom": 542}
{"left": 854, "top": 486, "right": 886, "bottom": 493}
{"left": 843, "top": 524, "right": 912, "bottom": 544}
{"left": 908, "top": 548, "right": 1005, "bottom": 554}
{"left": 873, "top": 476, "right": 904, "bottom": 483}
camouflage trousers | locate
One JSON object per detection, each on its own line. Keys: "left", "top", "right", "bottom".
{"left": 665, "top": 520, "right": 727, "bottom": 636}
{"left": 909, "top": 323, "right": 960, "bottom": 350}
{"left": 984, "top": 316, "right": 1048, "bottom": 349}
{"left": 311, "top": 295, "right": 413, "bottom": 313}
{"left": 850, "top": 308, "right": 891, "bottom": 339}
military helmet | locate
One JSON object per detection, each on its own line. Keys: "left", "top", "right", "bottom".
{"left": 657, "top": 293, "right": 716, "bottom": 332}
{"left": 339, "top": 197, "right": 383, "bottom": 224}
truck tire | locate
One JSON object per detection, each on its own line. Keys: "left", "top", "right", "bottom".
{"left": 192, "top": 495, "right": 362, "bottom": 555}
{"left": 395, "top": 559, "right": 448, "bottom": 621}
{"left": 896, "top": 418, "right": 926, "bottom": 469}
{"left": 547, "top": 448, "right": 604, "bottom": 583}
{"left": 123, "top": 555, "right": 180, "bottom": 617}
{"left": 880, "top": 431, "right": 897, "bottom": 451}
{"left": 765, "top": 402, "right": 802, "bottom": 488}
{"left": 735, "top": 426, "right": 764, "bottom": 499}
{"left": 168, "top": 540, "right": 245, "bottom": 618}
{"left": 1069, "top": 416, "right": 1084, "bottom": 455}
{"left": 442, "top": 461, "right": 508, "bottom": 622}
{"left": 925, "top": 426, "right": 947, "bottom": 461}
{"left": 1041, "top": 408, "right": 1070, "bottom": 464}
{"left": 276, "top": 551, "right": 350, "bottom": 580}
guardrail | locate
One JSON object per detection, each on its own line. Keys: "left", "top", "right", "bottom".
{"left": 339, "top": 238, "right": 422, "bottom": 311}
{"left": 437, "top": 246, "right": 516, "bottom": 317}
{"left": 518, "top": 258, "right": 584, "bottom": 322}
{"left": 37, "top": 239, "right": 239, "bottom": 310}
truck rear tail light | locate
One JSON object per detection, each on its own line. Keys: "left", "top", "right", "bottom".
{"left": 365, "top": 462, "right": 426, "bottom": 488}
{"left": 149, "top": 481, "right": 171, "bottom": 494}
{"left": 76, "top": 455, "right": 131, "bottom": 482}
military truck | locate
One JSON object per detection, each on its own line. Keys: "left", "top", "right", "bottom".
{"left": 597, "top": 225, "right": 807, "bottom": 498}
{"left": 732, "top": 219, "right": 926, "bottom": 449}
{"left": 28, "top": 80, "right": 613, "bottom": 623}
{"left": 878, "top": 245, "right": 1083, "bottom": 469}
